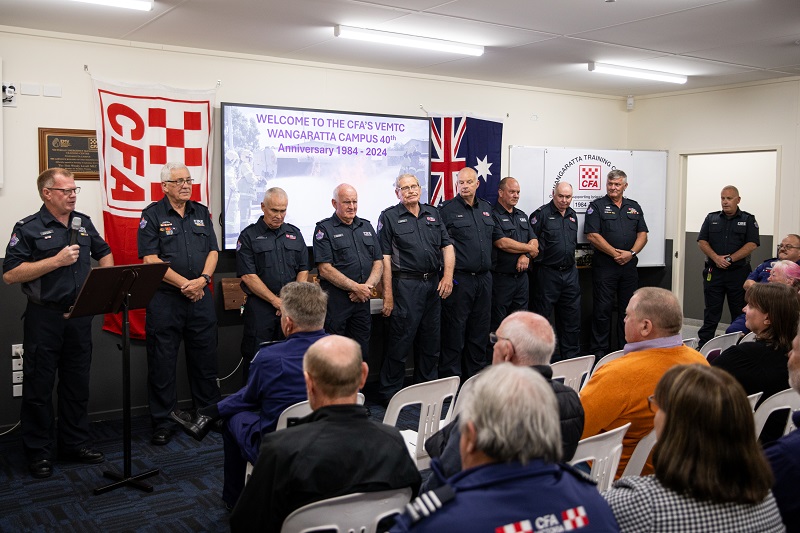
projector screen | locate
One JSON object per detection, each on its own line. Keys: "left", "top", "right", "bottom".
{"left": 220, "top": 103, "right": 430, "bottom": 249}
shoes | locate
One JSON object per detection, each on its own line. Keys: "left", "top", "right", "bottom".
{"left": 170, "top": 410, "right": 214, "bottom": 441}
{"left": 151, "top": 427, "right": 173, "bottom": 446}
{"left": 29, "top": 459, "right": 53, "bottom": 479}
{"left": 59, "top": 447, "right": 105, "bottom": 464}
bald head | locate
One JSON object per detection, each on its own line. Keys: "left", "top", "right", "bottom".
{"left": 332, "top": 183, "right": 358, "bottom": 224}
{"left": 303, "top": 335, "right": 368, "bottom": 408}
{"left": 497, "top": 177, "right": 520, "bottom": 211}
{"left": 624, "top": 287, "right": 683, "bottom": 343}
{"left": 493, "top": 311, "right": 556, "bottom": 366}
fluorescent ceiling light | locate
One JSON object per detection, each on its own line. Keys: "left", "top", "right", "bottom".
{"left": 69, "top": 0, "right": 154, "bottom": 11}
{"left": 334, "top": 25, "right": 484, "bottom": 57}
{"left": 588, "top": 61, "right": 687, "bottom": 84}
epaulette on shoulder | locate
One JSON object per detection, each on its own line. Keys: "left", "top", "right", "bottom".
{"left": 17, "top": 214, "right": 38, "bottom": 225}
{"left": 142, "top": 201, "right": 159, "bottom": 212}
{"left": 403, "top": 484, "right": 455, "bottom": 525}
{"left": 561, "top": 462, "right": 597, "bottom": 486}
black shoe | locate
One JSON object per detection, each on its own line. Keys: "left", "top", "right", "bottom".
{"left": 170, "top": 410, "right": 214, "bottom": 441}
{"left": 151, "top": 427, "right": 173, "bottom": 446}
{"left": 29, "top": 459, "right": 53, "bottom": 479}
{"left": 59, "top": 447, "right": 105, "bottom": 464}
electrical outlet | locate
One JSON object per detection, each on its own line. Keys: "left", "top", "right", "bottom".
{"left": 12, "top": 371, "right": 23, "bottom": 384}
{"left": 11, "top": 344, "right": 23, "bottom": 358}
{"left": 12, "top": 358, "right": 22, "bottom": 371}
{"left": 13, "top": 384, "right": 22, "bottom": 397}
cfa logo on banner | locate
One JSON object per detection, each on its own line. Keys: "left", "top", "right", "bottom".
{"left": 578, "top": 165, "right": 601, "bottom": 190}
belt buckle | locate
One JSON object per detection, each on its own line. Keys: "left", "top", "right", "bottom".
{"left": 422, "top": 272, "right": 430, "bottom": 281}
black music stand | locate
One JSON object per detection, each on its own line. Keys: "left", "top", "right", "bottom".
{"left": 65, "top": 262, "right": 169, "bottom": 495}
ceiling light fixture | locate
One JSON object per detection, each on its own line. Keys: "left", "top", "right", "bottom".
{"left": 69, "top": 0, "right": 153, "bottom": 11}
{"left": 334, "top": 25, "right": 484, "bottom": 57}
{"left": 588, "top": 61, "right": 687, "bottom": 84}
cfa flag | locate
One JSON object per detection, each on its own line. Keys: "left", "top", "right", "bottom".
{"left": 91, "top": 78, "right": 216, "bottom": 338}
{"left": 429, "top": 116, "right": 503, "bottom": 206}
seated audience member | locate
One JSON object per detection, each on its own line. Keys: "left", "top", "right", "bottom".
{"left": 171, "top": 281, "right": 328, "bottom": 509}
{"left": 728, "top": 259, "right": 800, "bottom": 334}
{"left": 230, "top": 335, "right": 421, "bottom": 533}
{"left": 391, "top": 364, "right": 619, "bottom": 533}
{"left": 764, "top": 319, "right": 800, "bottom": 530}
{"left": 422, "top": 311, "right": 584, "bottom": 491}
{"left": 580, "top": 287, "right": 708, "bottom": 478}
{"left": 712, "top": 282, "right": 799, "bottom": 443}
{"left": 604, "top": 364, "right": 784, "bottom": 533}
{"left": 743, "top": 234, "right": 800, "bottom": 291}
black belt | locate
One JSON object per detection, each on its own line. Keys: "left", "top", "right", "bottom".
{"left": 393, "top": 271, "right": 438, "bottom": 281}
{"left": 494, "top": 271, "right": 524, "bottom": 278}
{"left": 454, "top": 270, "right": 489, "bottom": 276}
{"left": 541, "top": 264, "right": 573, "bottom": 272}
{"left": 29, "top": 300, "right": 71, "bottom": 313}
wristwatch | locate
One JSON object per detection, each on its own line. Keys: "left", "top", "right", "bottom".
{"left": 201, "top": 274, "right": 212, "bottom": 285}
{"left": 630, "top": 250, "right": 636, "bottom": 256}
{"left": 724, "top": 256, "right": 733, "bottom": 264}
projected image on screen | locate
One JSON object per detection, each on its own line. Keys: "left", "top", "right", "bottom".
{"left": 221, "top": 103, "right": 430, "bottom": 249}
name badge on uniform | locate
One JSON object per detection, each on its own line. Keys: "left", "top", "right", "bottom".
{"left": 333, "top": 233, "right": 343, "bottom": 239}
{"left": 482, "top": 211, "right": 490, "bottom": 217}
{"left": 426, "top": 216, "right": 436, "bottom": 222}
{"left": 737, "top": 221, "right": 746, "bottom": 226}
{"left": 40, "top": 230, "right": 53, "bottom": 236}
{"left": 398, "top": 218, "right": 408, "bottom": 224}
{"left": 456, "top": 214, "right": 464, "bottom": 218}
{"left": 193, "top": 219, "right": 205, "bottom": 227}
{"left": 518, "top": 217, "right": 526, "bottom": 223}
{"left": 286, "top": 233, "right": 297, "bottom": 240}
{"left": 363, "top": 231, "right": 372, "bottom": 237}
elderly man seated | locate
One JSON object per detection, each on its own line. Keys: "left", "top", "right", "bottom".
{"left": 580, "top": 286, "right": 708, "bottom": 478}
{"left": 422, "top": 311, "right": 584, "bottom": 491}
{"left": 230, "top": 335, "right": 421, "bottom": 533}
{"left": 390, "top": 363, "right": 618, "bottom": 532}
{"left": 171, "top": 281, "right": 328, "bottom": 509}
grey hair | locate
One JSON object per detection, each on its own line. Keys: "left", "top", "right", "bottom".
{"left": 459, "top": 363, "right": 562, "bottom": 464}
{"left": 607, "top": 169, "right": 627, "bottom": 183}
{"left": 160, "top": 162, "right": 190, "bottom": 182}
{"left": 279, "top": 282, "right": 327, "bottom": 330}
{"left": 332, "top": 183, "right": 356, "bottom": 201}
{"left": 502, "top": 311, "right": 556, "bottom": 366}
{"left": 263, "top": 187, "right": 287, "bottom": 203}
{"left": 393, "top": 173, "right": 419, "bottom": 189}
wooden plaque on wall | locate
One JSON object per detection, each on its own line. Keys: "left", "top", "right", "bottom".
{"left": 38, "top": 128, "right": 99, "bottom": 180}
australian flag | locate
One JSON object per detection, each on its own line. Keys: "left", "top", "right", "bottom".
{"left": 429, "top": 116, "right": 503, "bottom": 206}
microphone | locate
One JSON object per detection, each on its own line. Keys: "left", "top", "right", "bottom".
{"left": 69, "top": 217, "right": 81, "bottom": 246}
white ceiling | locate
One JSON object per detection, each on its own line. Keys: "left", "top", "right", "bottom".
{"left": 2, "top": 0, "right": 800, "bottom": 96}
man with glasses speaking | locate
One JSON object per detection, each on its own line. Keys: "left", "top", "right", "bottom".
{"left": 4, "top": 168, "right": 113, "bottom": 478}
{"left": 138, "top": 162, "right": 221, "bottom": 446}
{"left": 375, "top": 174, "right": 454, "bottom": 403}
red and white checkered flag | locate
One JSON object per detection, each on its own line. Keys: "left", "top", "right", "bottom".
{"left": 92, "top": 78, "right": 216, "bottom": 337}
{"left": 495, "top": 520, "right": 533, "bottom": 533}
{"left": 562, "top": 506, "right": 590, "bottom": 530}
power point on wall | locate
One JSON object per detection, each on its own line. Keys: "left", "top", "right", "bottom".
{"left": 13, "top": 384, "right": 22, "bottom": 398}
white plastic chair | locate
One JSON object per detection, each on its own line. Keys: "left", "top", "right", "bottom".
{"left": 740, "top": 331, "right": 757, "bottom": 343}
{"left": 581, "top": 350, "right": 624, "bottom": 391}
{"left": 621, "top": 428, "right": 656, "bottom": 478}
{"left": 275, "top": 393, "right": 366, "bottom": 431}
{"left": 551, "top": 355, "right": 595, "bottom": 393}
{"left": 383, "top": 376, "right": 460, "bottom": 469}
{"left": 699, "top": 332, "right": 742, "bottom": 359}
{"left": 747, "top": 392, "right": 763, "bottom": 411}
{"left": 569, "top": 423, "right": 630, "bottom": 491}
{"left": 280, "top": 487, "right": 412, "bottom": 533}
{"left": 753, "top": 388, "right": 800, "bottom": 438}
{"left": 682, "top": 337, "right": 698, "bottom": 349}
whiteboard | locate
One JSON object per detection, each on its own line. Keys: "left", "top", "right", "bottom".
{"left": 509, "top": 146, "right": 667, "bottom": 267}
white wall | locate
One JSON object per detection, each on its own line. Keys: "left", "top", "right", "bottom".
{"left": 0, "top": 27, "right": 627, "bottom": 240}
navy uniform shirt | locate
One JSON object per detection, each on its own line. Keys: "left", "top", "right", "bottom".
{"left": 138, "top": 196, "right": 219, "bottom": 291}
{"left": 584, "top": 195, "right": 648, "bottom": 266}
{"left": 530, "top": 200, "right": 579, "bottom": 268}
{"left": 439, "top": 195, "right": 499, "bottom": 273}
{"left": 4, "top": 206, "right": 111, "bottom": 308}
{"left": 491, "top": 203, "right": 533, "bottom": 274}
{"left": 698, "top": 209, "right": 760, "bottom": 268}
{"left": 236, "top": 218, "right": 309, "bottom": 296}
{"left": 313, "top": 214, "right": 381, "bottom": 284}
{"left": 378, "top": 203, "right": 451, "bottom": 274}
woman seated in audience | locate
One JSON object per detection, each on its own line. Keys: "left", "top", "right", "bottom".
{"left": 712, "top": 282, "right": 799, "bottom": 443}
{"left": 728, "top": 260, "right": 800, "bottom": 334}
{"left": 604, "top": 364, "right": 784, "bottom": 532}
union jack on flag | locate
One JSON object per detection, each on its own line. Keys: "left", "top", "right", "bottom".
{"left": 429, "top": 116, "right": 503, "bottom": 206}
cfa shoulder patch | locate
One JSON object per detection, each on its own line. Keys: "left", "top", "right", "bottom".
{"left": 315, "top": 229, "right": 325, "bottom": 241}
{"left": 586, "top": 206, "right": 593, "bottom": 215}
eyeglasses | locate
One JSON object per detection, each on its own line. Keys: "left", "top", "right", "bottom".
{"left": 47, "top": 187, "right": 81, "bottom": 195}
{"left": 164, "top": 178, "right": 194, "bottom": 186}
{"left": 647, "top": 394, "right": 659, "bottom": 413}
{"left": 489, "top": 332, "right": 511, "bottom": 345}
{"left": 777, "top": 244, "right": 800, "bottom": 251}
{"left": 396, "top": 184, "right": 420, "bottom": 193}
